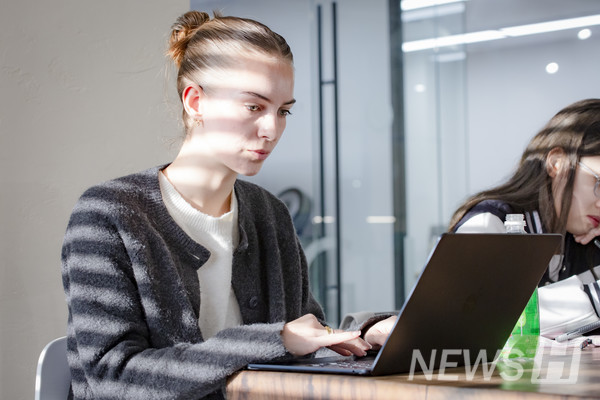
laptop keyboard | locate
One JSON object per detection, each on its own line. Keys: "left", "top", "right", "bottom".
{"left": 301, "top": 357, "right": 374, "bottom": 370}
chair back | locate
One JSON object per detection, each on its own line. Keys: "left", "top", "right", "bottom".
{"left": 35, "top": 336, "right": 71, "bottom": 400}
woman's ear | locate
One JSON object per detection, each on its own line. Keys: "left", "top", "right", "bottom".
{"left": 546, "top": 147, "right": 567, "bottom": 178}
{"left": 182, "top": 84, "right": 204, "bottom": 121}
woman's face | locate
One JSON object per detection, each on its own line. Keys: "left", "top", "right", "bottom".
{"left": 564, "top": 155, "right": 600, "bottom": 235}
{"left": 186, "top": 54, "right": 295, "bottom": 177}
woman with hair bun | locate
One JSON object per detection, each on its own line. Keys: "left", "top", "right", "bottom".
{"left": 61, "top": 10, "right": 393, "bottom": 400}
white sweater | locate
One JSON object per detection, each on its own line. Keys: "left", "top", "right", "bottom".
{"left": 159, "top": 172, "right": 243, "bottom": 339}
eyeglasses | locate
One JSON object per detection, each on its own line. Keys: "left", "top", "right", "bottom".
{"left": 578, "top": 162, "right": 600, "bottom": 198}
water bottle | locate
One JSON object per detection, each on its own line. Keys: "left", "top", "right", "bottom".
{"left": 501, "top": 214, "right": 540, "bottom": 359}
{"left": 504, "top": 213, "right": 526, "bottom": 233}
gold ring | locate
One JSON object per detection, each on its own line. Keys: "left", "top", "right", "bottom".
{"left": 325, "top": 325, "right": 333, "bottom": 335}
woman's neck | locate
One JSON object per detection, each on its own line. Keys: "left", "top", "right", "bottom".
{"left": 163, "top": 158, "right": 236, "bottom": 217}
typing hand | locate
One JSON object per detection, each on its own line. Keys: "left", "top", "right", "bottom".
{"left": 282, "top": 314, "right": 371, "bottom": 357}
{"left": 363, "top": 316, "right": 397, "bottom": 350}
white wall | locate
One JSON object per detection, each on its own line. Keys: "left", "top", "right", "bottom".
{"left": 0, "top": 1, "right": 187, "bottom": 398}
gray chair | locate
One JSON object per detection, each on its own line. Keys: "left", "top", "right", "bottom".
{"left": 35, "top": 336, "right": 71, "bottom": 400}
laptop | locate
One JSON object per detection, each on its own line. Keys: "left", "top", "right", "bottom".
{"left": 248, "top": 233, "right": 562, "bottom": 376}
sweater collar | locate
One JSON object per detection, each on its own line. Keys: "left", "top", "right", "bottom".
{"left": 143, "top": 165, "right": 249, "bottom": 265}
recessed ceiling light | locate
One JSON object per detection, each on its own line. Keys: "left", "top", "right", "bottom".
{"left": 578, "top": 28, "right": 592, "bottom": 40}
{"left": 546, "top": 62, "right": 559, "bottom": 74}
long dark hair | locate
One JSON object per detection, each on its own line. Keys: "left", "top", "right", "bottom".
{"left": 449, "top": 99, "right": 600, "bottom": 234}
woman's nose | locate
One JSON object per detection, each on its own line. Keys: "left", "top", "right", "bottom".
{"left": 258, "top": 114, "right": 283, "bottom": 141}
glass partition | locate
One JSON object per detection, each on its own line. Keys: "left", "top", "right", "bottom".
{"left": 401, "top": 0, "right": 600, "bottom": 294}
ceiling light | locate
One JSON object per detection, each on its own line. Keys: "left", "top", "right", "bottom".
{"left": 546, "top": 62, "right": 559, "bottom": 74}
{"left": 403, "top": 14, "right": 600, "bottom": 52}
{"left": 500, "top": 15, "right": 600, "bottom": 37}
{"left": 403, "top": 30, "right": 505, "bottom": 52}
{"left": 402, "top": 2, "right": 465, "bottom": 23}
{"left": 414, "top": 84, "right": 426, "bottom": 93}
{"left": 401, "top": 0, "right": 466, "bottom": 11}
{"left": 366, "top": 216, "right": 396, "bottom": 224}
{"left": 578, "top": 28, "right": 592, "bottom": 40}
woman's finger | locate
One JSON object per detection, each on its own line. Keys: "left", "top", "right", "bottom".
{"left": 574, "top": 229, "right": 599, "bottom": 244}
{"left": 326, "top": 344, "right": 353, "bottom": 357}
{"left": 317, "top": 330, "right": 362, "bottom": 345}
{"left": 327, "top": 339, "right": 371, "bottom": 357}
{"left": 317, "top": 331, "right": 372, "bottom": 357}
{"left": 364, "top": 316, "right": 397, "bottom": 347}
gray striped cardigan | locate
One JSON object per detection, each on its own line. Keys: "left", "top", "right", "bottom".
{"left": 61, "top": 165, "right": 324, "bottom": 399}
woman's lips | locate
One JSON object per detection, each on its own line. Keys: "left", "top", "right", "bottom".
{"left": 589, "top": 215, "right": 600, "bottom": 228}
{"left": 249, "top": 149, "right": 270, "bottom": 161}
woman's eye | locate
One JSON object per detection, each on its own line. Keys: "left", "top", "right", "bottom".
{"left": 279, "top": 109, "right": 292, "bottom": 117}
{"left": 246, "top": 105, "right": 260, "bottom": 112}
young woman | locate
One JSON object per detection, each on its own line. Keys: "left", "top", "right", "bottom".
{"left": 61, "top": 11, "right": 392, "bottom": 400}
{"left": 449, "top": 98, "right": 600, "bottom": 339}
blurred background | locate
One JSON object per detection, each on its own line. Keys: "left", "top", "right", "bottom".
{"left": 1, "top": 0, "right": 599, "bottom": 398}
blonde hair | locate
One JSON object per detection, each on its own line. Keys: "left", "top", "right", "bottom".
{"left": 166, "top": 11, "right": 293, "bottom": 130}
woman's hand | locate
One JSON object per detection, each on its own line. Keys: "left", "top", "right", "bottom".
{"left": 363, "top": 315, "right": 397, "bottom": 349}
{"left": 282, "top": 314, "right": 371, "bottom": 357}
{"left": 573, "top": 228, "right": 600, "bottom": 245}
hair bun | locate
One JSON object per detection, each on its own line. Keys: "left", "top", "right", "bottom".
{"left": 167, "top": 11, "right": 211, "bottom": 68}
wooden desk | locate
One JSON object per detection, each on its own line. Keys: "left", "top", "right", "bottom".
{"left": 227, "top": 344, "right": 600, "bottom": 399}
